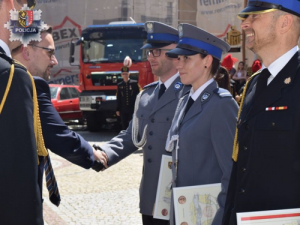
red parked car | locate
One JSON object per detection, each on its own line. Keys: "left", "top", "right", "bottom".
{"left": 49, "top": 84, "right": 83, "bottom": 122}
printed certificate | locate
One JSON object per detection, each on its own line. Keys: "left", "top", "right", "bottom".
{"left": 153, "top": 155, "right": 173, "bottom": 220}
{"left": 237, "top": 208, "right": 300, "bottom": 225}
{"left": 173, "top": 183, "right": 221, "bottom": 225}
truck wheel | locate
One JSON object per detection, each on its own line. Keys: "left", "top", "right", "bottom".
{"left": 86, "top": 113, "right": 99, "bottom": 132}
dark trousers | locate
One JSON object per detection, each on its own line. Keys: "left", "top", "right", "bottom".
{"left": 120, "top": 111, "right": 133, "bottom": 130}
{"left": 142, "top": 214, "right": 169, "bottom": 225}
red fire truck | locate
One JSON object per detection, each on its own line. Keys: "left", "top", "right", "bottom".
{"left": 69, "top": 22, "right": 155, "bottom": 131}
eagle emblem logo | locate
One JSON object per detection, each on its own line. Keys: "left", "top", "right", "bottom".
{"left": 18, "top": 10, "right": 33, "bottom": 27}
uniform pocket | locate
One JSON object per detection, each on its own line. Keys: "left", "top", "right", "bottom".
{"left": 254, "top": 110, "right": 294, "bottom": 158}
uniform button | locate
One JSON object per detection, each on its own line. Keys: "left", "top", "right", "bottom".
{"left": 166, "top": 117, "right": 169, "bottom": 121}
{"left": 242, "top": 168, "right": 246, "bottom": 172}
{"left": 243, "top": 146, "right": 248, "bottom": 151}
{"left": 245, "top": 124, "right": 250, "bottom": 130}
{"left": 149, "top": 131, "right": 153, "bottom": 136}
{"left": 148, "top": 158, "right": 152, "bottom": 163}
{"left": 151, "top": 118, "right": 155, "bottom": 123}
{"left": 271, "top": 122, "right": 275, "bottom": 127}
{"left": 141, "top": 114, "right": 143, "bottom": 117}
{"left": 240, "top": 189, "right": 245, "bottom": 194}
{"left": 148, "top": 145, "right": 152, "bottom": 150}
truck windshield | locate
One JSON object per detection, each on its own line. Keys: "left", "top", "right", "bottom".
{"left": 82, "top": 39, "right": 146, "bottom": 63}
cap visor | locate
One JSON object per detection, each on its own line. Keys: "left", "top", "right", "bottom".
{"left": 238, "top": 6, "right": 277, "bottom": 19}
{"left": 166, "top": 48, "right": 198, "bottom": 58}
{"left": 141, "top": 42, "right": 171, "bottom": 50}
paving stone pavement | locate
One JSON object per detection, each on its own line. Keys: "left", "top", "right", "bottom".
{"left": 43, "top": 130, "right": 144, "bottom": 225}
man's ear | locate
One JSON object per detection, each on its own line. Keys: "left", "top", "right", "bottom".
{"left": 279, "top": 14, "right": 293, "bottom": 34}
{"left": 22, "top": 46, "right": 31, "bottom": 61}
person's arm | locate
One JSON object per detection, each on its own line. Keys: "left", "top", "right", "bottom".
{"left": 34, "top": 77, "right": 95, "bottom": 169}
{"left": 100, "top": 119, "right": 139, "bottom": 167}
{"left": 210, "top": 97, "right": 238, "bottom": 225}
{"left": 232, "top": 70, "right": 238, "bottom": 80}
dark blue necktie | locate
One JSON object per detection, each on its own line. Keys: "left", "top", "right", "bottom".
{"left": 158, "top": 83, "right": 166, "bottom": 99}
{"left": 44, "top": 155, "right": 61, "bottom": 206}
{"left": 183, "top": 97, "right": 194, "bottom": 118}
{"left": 254, "top": 69, "right": 271, "bottom": 101}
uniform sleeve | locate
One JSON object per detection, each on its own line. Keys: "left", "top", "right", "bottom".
{"left": 34, "top": 78, "right": 94, "bottom": 169}
{"left": 133, "top": 83, "right": 140, "bottom": 105}
{"left": 100, "top": 119, "right": 139, "bottom": 167}
{"left": 210, "top": 97, "right": 238, "bottom": 225}
{"left": 116, "top": 85, "right": 121, "bottom": 111}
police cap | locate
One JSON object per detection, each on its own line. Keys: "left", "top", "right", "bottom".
{"left": 121, "top": 66, "right": 129, "bottom": 72}
{"left": 141, "top": 21, "right": 179, "bottom": 49}
{"left": 166, "top": 23, "right": 230, "bottom": 60}
{"left": 238, "top": 0, "right": 300, "bottom": 20}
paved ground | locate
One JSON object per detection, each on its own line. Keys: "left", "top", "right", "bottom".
{"left": 43, "top": 129, "right": 144, "bottom": 225}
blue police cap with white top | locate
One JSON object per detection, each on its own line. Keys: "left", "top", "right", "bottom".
{"left": 238, "top": 0, "right": 300, "bottom": 20}
{"left": 141, "top": 21, "right": 179, "bottom": 49}
{"left": 166, "top": 23, "right": 230, "bottom": 60}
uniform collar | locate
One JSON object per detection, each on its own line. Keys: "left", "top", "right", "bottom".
{"left": 189, "top": 78, "right": 214, "bottom": 101}
{"left": 0, "top": 39, "right": 11, "bottom": 57}
{"left": 158, "top": 72, "right": 179, "bottom": 90}
{"left": 262, "top": 45, "right": 299, "bottom": 82}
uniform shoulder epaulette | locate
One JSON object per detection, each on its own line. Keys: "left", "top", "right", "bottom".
{"left": 130, "top": 79, "right": 138, "bottom": 83}
{"left": 143, "top": 81, "right": 159, "bottom": 90}
{"left": 0, "top": 52, "right": 13, "bottom": 65}
{"left": 0, "top": 53, "right": 27, "bottom": 72}
{"left": 214, "top": 88, "right": 232, "bottom": 98}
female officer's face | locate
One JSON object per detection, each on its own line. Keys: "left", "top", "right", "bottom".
{"left": 177, "top": 54, "right": 212, "bottom": 90}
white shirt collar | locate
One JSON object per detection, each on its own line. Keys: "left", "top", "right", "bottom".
{"left": 189, "top": 78, "right": 214, "bottom": 101}
{"left": 159, "top": 72, "right": 179, "bottom": 89}
{"left": 0, "top": 39, "right": 11, "bottom": 57}
{"left": 262, "top": 46, "right": 298, "bottom": 84}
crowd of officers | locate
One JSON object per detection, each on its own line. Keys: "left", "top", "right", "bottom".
{"left": 1, "top": 0, "right": 300, "bottom": 225}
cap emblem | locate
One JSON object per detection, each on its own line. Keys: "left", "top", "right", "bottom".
{"left": 146, "top": 23, "right": 154, "bottom": 33}
{"left": 178, "top": 24, "right": 183, "bottom": 38}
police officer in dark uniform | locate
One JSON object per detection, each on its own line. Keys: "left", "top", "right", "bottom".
{"left": 116, "top": 66, "right": 140, "bottom": 130}
{"left": 0, "top": 0, "right": 44, "bottom": 224}
{"left": 11, "top": 26, "right": 105, "bottom": 209}
{"left": 223, "top": 1, "right": 300, "bottom": 225}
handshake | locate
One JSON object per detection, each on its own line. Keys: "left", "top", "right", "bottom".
{"left": 92, "top": 144, "right": 109, "bottom": 172}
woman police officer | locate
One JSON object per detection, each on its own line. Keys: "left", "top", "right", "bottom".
{"left": 165, "top": 23, "right": 238, "bottom": 225}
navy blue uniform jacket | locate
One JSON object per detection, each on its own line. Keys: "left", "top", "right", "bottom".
{"left": 223, "top": 51, "right": 300, "bottom": 225}
{"left": 0, "top": 53, "right": 43, "bottom": 224}
{"left": 34, "top": 76, "right": 94, "bottom": 197}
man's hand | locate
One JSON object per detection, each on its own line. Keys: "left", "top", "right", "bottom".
{"left": 93, "top": 148, "right": 108, "bottom": 168}
{"left": 116, "top": 111, "right": 120, "bottom": 116}
{"left": 92, "top": 144, "right": 109, "bottom": 172}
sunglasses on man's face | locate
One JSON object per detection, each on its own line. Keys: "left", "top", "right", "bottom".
{"left": 28, "top": 44, "right": 55, "bottom": 59}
